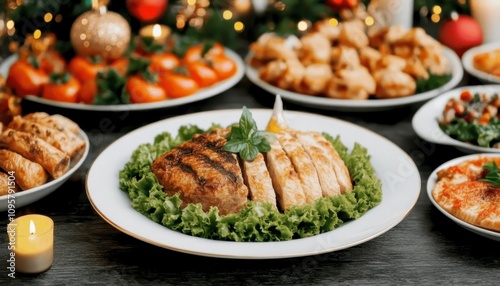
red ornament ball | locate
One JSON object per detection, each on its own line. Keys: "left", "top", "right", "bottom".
{"left": 126, "top": 0, "right": 168, "bottom": 22}
{"left": 439, "top": 14, "right": 483, "bottom": 57}
{"left": 326, "top": 0, "right": 359, "bottom": 11}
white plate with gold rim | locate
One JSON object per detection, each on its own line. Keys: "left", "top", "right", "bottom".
{"left": 86, "top": 109, "right": 420, "bottom": 259}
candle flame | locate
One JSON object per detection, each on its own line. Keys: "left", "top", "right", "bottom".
{"left": 29, "top": 219, "right": 36, "bottom": 235}
{"left": 152, "top": 24, "right": 162, "bottom": 38}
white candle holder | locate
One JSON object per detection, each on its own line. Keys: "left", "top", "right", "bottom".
{"left": 470, "top": 0, "right": 500, "bottom": 44}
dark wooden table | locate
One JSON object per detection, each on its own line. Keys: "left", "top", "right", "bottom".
{"left": 1, "top": 46, "right": 500, "bottom": 286}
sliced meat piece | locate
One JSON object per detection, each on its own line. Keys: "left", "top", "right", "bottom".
{"left": 306, "top": 132, "right": 353, "bottom": 193}
{"left": 152, "top": 130, "right": 248, "bottom": 215}
{"left": 8, "top": 116, "right": 86, "bottom": 159}
{"left": 294, "top": 131, "right": 341, "bottom": 197}
{"left": 23, "top": 112, "right": 80, "bottom": 135}
{"left": 0, "top": 149, "right": 49, "bottom": 190}
{"left": 240, "top": 153, "right": 277, "bottom": 209}
{"left": 275, "top": 131, "right": 322, "bottom": 203}
{"left": 0, "top": 129, "right": 70, "bottom": 179}
{"left": 265, "top": 140, "right": 306, "bottom": 211}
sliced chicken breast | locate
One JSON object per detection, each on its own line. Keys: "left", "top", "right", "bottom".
{"left": 275, "top": 131, "right": 322, "bottom": 203}
{"left": 240, "top": 153, "right": 277, "bottom": 209}
{"left": 294, "top": 131, "right": 341, "bottom": 197}
{"left": 265, "top": 140, "right": 306, "bottom": 211}
{"left": 306, "top": 132, "right": 353, "bottom": 193}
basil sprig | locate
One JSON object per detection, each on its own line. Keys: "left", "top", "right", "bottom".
{"left": 480, "top": 161, "right": 500, "bottom": 187}
{"left": 222, "top": 107, "right": 276, "bottom": 161}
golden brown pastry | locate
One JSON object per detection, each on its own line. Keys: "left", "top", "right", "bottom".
{"left": 0, "top": 129, "right": 70, "bottom": 179}
{"left": 23, "top": 112, "right": 80, "bottom": 135}
{"left": 0, "top": 149, "right": 49, "bottom": 190}
{"left": 8, "top": 116, "right": 85, "bottom": 159}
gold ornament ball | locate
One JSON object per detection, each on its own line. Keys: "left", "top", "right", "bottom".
{"left": 70, "top": 9, "right": 131, "bottom": 61}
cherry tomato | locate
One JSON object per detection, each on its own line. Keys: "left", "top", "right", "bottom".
{"left": 40, "top": 50, "right": 66, "bottom": 74}
{"left": 109, "top": 58, "right": 129, "bottom": 75}
{"left": 6, "top": 60, "right": 49, "bottom": 96}
{"left": 149, "top": 52, "right": 181, "bottom": 75}
{"left": 126, "top": 75, "right": 167, "bottom": 103}
{"left": 78, "top": 79, "right": 97, "bottom": 104}
{"left": 183, "top": 42, "right": 225, "bottom": 64}
{"left": 159, "top": 72, "right": 199, "bottom": 98}
{"left": 209, "top": 55, "right": 237, "bottom": 81}
{"left": 41, "top": 73, "right": 80, "bottom": 103}
{"left": 186, "top": 62, "right": 218, "bottom": 88}
{"left": 68, "top": 56, "right": 106, "bottom": 83}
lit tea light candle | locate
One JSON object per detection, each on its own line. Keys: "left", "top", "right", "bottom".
{"left": 139, "top": 24, "right": 171, "bottom": 45}
{"left": 7, "top": 214, "right": 54, "bottom": 274}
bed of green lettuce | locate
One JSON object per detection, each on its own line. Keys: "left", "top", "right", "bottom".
{"left": 118, "top": 125, "right": 382, "bottom": 242}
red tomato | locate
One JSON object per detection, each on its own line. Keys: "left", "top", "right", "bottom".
{"left": 68, "top": 56, "right": 106, "bottom": 83}
{"left": 210, "top": 55, "right": 237, "bottom": 81}
{"left": 126, "top": 75, "right": 168, "bottom": 103}
{"left": 40, "top": 50, "right": 66, "bottom": 74}
{"left": 78, "top": 79, "right": 97, "bottom": 104}
{"left": 149, "top": 52, "right": 181, "bottom": 75}
{"left": 6, "top": 60, "right": 49, "bottom": 96}
{"left": 183, "top": 42, "right": 225, "bottom": 64}
{"left": 109, "top": 58, "right": 129, "bottom": 75}
{"left": 159, "top": 73, "right": 199, "bottom": 98}
{"left": 41, "top": 73, "right": 80, "bottom": 103}
{"left": 186, "top": 62, "right": 218, "bottom": 88}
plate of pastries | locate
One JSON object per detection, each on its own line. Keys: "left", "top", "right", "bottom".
{"left": 246, "top": 19, "right": 462, "bottom": 111}
{"left": 0, "top": 90, "right": 89, "bottom": 210}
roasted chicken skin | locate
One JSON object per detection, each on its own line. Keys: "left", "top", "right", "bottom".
{"left": 152, "top": 130, "right": 249, "bottom": 215}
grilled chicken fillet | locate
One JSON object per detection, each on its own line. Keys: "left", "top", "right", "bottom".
{"left": 151, "top": 130, "right": 249, "bottom": 215}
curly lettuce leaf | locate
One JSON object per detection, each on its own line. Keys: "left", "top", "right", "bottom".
{"left": 119, "top": 126, "right": 383, "bottom": 242}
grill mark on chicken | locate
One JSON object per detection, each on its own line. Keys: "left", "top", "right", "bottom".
{"left": 151, "top": 128, "right": 352, "bottom": 215}
{"left": 152, "top": 130, "right": 249, "bottom": 215}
